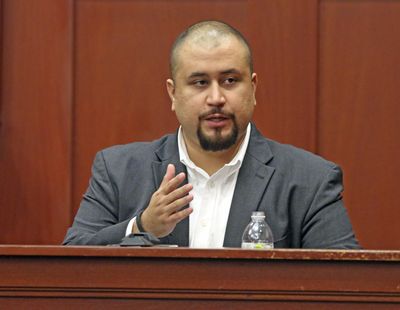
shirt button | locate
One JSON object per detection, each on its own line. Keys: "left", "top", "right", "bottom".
{"left": 209, "top": 181, "right": 215, "bottom": 188}
{"left": 200, "top": 219, "right": 208, "bottom": 227}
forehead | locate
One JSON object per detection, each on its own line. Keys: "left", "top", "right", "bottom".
{"left": 175, "top": 37, "right": 249, "bottom": 77}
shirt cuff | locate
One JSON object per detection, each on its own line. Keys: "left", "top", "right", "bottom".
{"left": 125, "top": 217, "right": 136, "bottom": 236}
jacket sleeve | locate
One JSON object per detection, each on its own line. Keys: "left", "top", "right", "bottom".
{"left": 301, "top": 165, "right": 361, "bottom": 249}
{"left": 63, "top": 151, "right": 130, "bottom": 245}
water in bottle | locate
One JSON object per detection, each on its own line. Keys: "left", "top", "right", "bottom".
{"left": 241, "top": 211, "right": 274, "bottom": 249}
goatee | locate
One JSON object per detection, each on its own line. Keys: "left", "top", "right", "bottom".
{"left": 197, "top": 110, "right": 238, "bottom": 151}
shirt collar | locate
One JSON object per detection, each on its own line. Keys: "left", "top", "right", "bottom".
{"left": 178, "top": 123, "right": 251, "bottom": 172}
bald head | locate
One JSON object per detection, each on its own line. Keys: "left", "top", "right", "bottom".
{"left": 170, "top": 21, "right": 253, "bottom": 80}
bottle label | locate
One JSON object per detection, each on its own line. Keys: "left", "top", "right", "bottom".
{"left": 241, "top": 242, "right": 274, "bottom": 250}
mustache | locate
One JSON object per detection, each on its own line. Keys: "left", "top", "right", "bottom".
{"left": 198, "top": 108, "right": 234, "bottom": 120}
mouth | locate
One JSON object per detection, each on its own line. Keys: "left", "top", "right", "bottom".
{"left": 201, "top": 113, "right": 232, "bottom": 128}
{"left": 204, "top": 113, "right": 230, "bottom": 122}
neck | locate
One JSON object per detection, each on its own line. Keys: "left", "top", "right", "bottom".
{"left": 183, "top": 132, "right": 245, "bottom": 176}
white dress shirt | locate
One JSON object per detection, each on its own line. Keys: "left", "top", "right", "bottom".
{"left": 178, "top": 124, "right": 250, "bottom": 248}
{"left": 126, "top": 124, "right": 251, "bottom": 248}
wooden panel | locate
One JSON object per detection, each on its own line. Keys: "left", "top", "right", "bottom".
{"left": 0, "top": 0, "right": 72, "bottom": 244}
{"left": 319, "top": 1, "right": 400, "bottom": 249}
{"left": 3, "top": 0, "right": 398, "bottom": 250}
{"left": 73, "top": 0, "right": 318, "bottom": 213}
{"left": 0, "top": 246, "right": 399, "bottom": 308}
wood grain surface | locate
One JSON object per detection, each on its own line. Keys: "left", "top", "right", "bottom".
{"left": 0, "top": 0, "right": 399, "bottom": 250}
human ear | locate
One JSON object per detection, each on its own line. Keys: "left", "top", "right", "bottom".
{"left": 251, "top": 73, "right": 258, "bottom": 106}
{"left": 166, "top": 79, "right": 176, "bottom": 111}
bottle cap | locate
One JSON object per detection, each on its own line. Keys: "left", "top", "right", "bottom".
{"left": 251, "top": 211, "right": 265, "bottom": 218}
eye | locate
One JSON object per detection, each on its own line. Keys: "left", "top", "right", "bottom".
{"left": 223, "top": 77, "right": 237, "bottom": 85}
{"left": 193, "top": 80, "right": 208, "bottom": 87}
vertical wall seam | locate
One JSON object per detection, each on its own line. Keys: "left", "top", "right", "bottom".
{"left": 0, "top": 0, "right": 3, "bottom": 134}
{"left": 315, "top": 0, "right": 322, "bottom": 155}
{"left": 69, "top": 0, "right": 77, "bottom": 225}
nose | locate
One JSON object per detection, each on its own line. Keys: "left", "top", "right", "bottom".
{"left": 206, "top": 81, "right": 226, "bottom": 106}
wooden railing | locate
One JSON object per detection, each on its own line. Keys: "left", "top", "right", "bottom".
{"left": 0, "top": 246, "right": 399, "bottom": 308}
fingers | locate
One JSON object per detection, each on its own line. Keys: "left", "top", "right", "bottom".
{"left": 164, "top": 163, "right": 175, "bottom": 180}
{"left": 169, "top": 206, "right": 193, "bottom": 223}
{"left": 140, "top": 163, "right": 194, "bottom": 238}
{"left": 163, "top": 183, "right": 193, "bottom": 206}
{"left": 165, "top": 192, "right": 193, "bottom": 214}
{"left": 159, "top": 164, "right": 186, "bottom": 195}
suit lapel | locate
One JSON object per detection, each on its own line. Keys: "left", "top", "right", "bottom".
{"left": 223, "top": 126, "right": 275, "bottom": 247}
{"left": 152, "top": 133, "right": 189, "bottom": 246}
{"left": 151, "top": 125, "right": 275, "bottom": 248}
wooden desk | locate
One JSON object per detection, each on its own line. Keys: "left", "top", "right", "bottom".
{"left": 0, "top": 246, "right": 399, "bottom": 309}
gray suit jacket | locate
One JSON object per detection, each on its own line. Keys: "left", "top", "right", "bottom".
{"left": 63, "top": 125, "right": 359, "bottom": 248}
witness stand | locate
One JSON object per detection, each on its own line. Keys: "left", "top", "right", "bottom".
{"left": 0, "top": 246, "right": 399, "bottom": 309}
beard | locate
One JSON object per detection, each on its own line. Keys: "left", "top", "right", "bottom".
{"left": 197, "top": 109, "right": 238, "bottom": 152}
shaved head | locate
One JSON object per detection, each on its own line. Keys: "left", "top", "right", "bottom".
{"left": 170, "top": 20, "right": 253, "bottom": 80}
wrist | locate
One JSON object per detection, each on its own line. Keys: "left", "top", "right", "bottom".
{"left": 136, "top": 210, "right": 146, "bottom": 232}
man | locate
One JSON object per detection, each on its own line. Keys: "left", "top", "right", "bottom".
{"left": 63, "top": 21, "right": 360, "bottom": 248}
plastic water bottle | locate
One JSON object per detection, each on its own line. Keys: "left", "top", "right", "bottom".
{"left": 241, "top": 211, "right": 274, "bottom": 249}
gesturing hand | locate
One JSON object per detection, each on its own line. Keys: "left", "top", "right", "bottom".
{"left": 139, "top": 164, "right": 193, "bottom": 238}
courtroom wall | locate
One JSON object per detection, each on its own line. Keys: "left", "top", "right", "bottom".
{"left": 0, "top": 0, "right": 399, "bottom": 249}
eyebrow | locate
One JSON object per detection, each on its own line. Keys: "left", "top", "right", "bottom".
{"left": 187, "top": 68, "right": 241, "bottom": 79}
{"left": 188, "top": 72, "right": 208, "bottom": 79}
{"left": 220, "top": 69, "right": 241, "bottom": 75}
